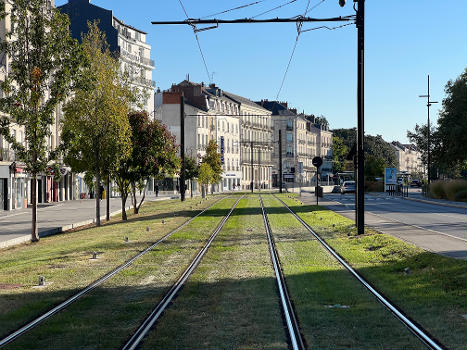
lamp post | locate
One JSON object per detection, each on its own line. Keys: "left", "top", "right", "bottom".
{"left": 419, "top": 75, "right": 438, "bottom": 186}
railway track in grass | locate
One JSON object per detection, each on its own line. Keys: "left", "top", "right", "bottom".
{"left": 121, "top": 196, "right": 243, "bottom": 350}
{"left": 272, "top": 194, "right": 446, "bottom": 350}
{"left": 0, "top": 196, "right": 227, "bottom": 349}
{"left": 259, "top": 195, "right": 306, "bottom": 350}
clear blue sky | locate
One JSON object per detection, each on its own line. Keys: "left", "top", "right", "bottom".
{"left": 56, "top": 0, "right": 467, "bottom": 143}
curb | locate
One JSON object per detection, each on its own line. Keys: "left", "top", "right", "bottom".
{"left": 403, "top": 196, "right": 467, "bottom": 209}
{"left": 0, "top": 197, "right": 173, "bottom": 250}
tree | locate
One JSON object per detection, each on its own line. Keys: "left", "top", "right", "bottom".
{"left": 202, "top": 140, "right": 222, "bottom": 193}
{"left": 198, "top": 162, "right": 213, "bottom": 198}
{"left": 434, "top": 69, "right": 467, "bottom": 177}
{"left": 364, "top": 155, "right": 385, "bottom": 179}
{"left": 114, "top": 111, "right": 179, "bottom": 220}
{"left": 184, "top": 157, "right": 199, "bottom": 198}
{"left": 331, "top": 136, "right": 348, "bottom": 173}
{"left": 0, "top": 1, "right": 84, "bottom": 241}
{"left": 61, "top": 23, "right": 132, "bottom": 226}
{"left": 407, "top": 123, "right": 437, "bottom": 176}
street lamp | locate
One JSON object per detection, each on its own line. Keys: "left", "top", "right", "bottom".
{"left": 419, "top": 75, "right": 438, "bottom": 186}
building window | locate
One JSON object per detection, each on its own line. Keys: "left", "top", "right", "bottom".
{"left": 286, "top": 132, "right": 293, "bottom": 143}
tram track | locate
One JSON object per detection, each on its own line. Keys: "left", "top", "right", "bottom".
{"left": 121, "top": 196, "right": 243, "bottom": 350}
{"left": 0, "top": 196, "right": 227, "bottom": 349}
{"left": 259, "top": 195, "right": 306, "bottom": 350}
{"left": 272, "top": 194, "right": 447, "bottom": 350}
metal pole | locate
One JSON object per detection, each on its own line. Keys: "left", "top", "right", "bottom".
{"left": 356, "top": 0, "right": 365, "bottom": 235}
{"left": 180, "top": 95, "right": 186, "bottom": 202}
{"left": 251, "top": 141, "right": 254, "bottom": 193}
{"left": 279, "top": 130, "right": 283, "bottom": 194}
{"left": 427, "top": 75, "right": 431, "bottom": 185}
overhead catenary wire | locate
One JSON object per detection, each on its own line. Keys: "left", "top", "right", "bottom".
{"left": 177, "top": 0, "right": 212, "bottom": 84}
{"left": 275, "top": 0, "right": 312, "bottom": 99}
{"left": 201, "top": 0, "right": 270, "bottom": 19}
{"left": 251, "top": 0, "right": 298, "bottom": 19}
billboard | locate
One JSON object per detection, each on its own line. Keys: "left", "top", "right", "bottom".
{"left": 385, "top": 168, "right": 397, "bottom": 185}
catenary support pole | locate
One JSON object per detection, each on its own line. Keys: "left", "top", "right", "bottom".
{"left": 279, "top": 130, "right": 283, "bottom": 194}
{"left": 356, "top": 0, "right": 365, "bottom": 235}
{"left": 250, "top": 141, "right": 254, "bottom": 193}
{"left": 180, "top": 94, "right": 186, "bottom": 202}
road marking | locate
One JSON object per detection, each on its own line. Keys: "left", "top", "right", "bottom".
{"left": 324, "top": 197, "right": 467, "bottom": 242}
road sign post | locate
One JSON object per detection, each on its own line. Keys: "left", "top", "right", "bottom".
{"left": 312, "top": 157, "right": 323, "bottom": 206}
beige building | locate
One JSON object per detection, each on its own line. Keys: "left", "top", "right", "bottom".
{"left": 155, "top": 81, "right": 242, "bottom": 192}
{"left": 223, "top": 91, "right": 273, "bottom": 190}
{"left": 391, "top": 142, "right": 423, "bottom": 174}
{"left": 257, "top": 100, "right": 333, "bottom": 187}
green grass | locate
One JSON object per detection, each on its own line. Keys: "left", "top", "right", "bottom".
{"left": 0, "top": 195, "right": 225, "bottom": 341}
{"left": 3, "top": 196, "right": 240, "bottom": 350}
{"left": 276, "top": 193, "right": 467, "bottom": 350}
{"left": 140, "top": 196, "right": 288, "bottom": 350}
{"left": 263, "top": 195, "right": 424, "bottom": 349}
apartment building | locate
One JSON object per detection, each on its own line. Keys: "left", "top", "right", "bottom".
{"left": 391, "top": 142, "right": 423, "bottom": 174}
{"left": 155, "top": 81, "right": 242, "bottom": 192}
{"left": 258, "top": 100, "right": 333, "bottom": 186}
{"left": 58, "top": 0, "right": 156, "bottom": 114}
{"left": 221, "top": 91, "right": 273, "bottom": 190}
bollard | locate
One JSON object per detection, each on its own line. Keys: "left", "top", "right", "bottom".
{"left": 38, "top": 276, "right": 45, "bottom": 286}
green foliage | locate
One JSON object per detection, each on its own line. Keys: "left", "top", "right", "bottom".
{"left": 332, "top": 128, "right": 398, "bottom": 168}
{"left": 364, "top": 155, "right": 385, "bottom": 179}
{"left": 0, "top": 0, "right": 84, "bottom": 175}
{"left": 198, "top": 162, "right": 213, "bottom": 186}
{"left": 184, "top": 157, "right": 199, "bottom": 181}
{"left": 202, "top": 140, "right": 222, "bottom": 184}
{"left": 114, "top": 111, "right": 180, "bottom": 217}
{"left": 61, "top": 22, "right": 132, "bottom": 178}
{"left": 331, "top": 136, "right": 348, "bottom": 173}
{"left": 434, "top": 69, "right": 467, "bottom": 177}
{"left": 407, "top": 123, "right": 437, "bottom": 171}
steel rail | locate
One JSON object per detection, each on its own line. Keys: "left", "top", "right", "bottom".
{"left": 259, "top": 195, "right": 305, "bottom": 350}
{"left": 273, "top": 195, "right": 447, "bottom": 350}
{"left": 0, "top": 196, "right": 227, "bottom": 349}
{"left": 122, "top": 196, "right": 243, "bottom": 350}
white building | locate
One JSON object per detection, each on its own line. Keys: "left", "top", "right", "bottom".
{"left": 58, "top": 0, "right": 156, "bottom": 114}
{"left": 391, "top": 142, "right": 423, "bottom": 174}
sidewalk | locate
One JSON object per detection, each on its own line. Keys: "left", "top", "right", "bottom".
{"left": 0, "top": 195, "right": 174, "bottom": 249}
{"left": 404, "top": 192, "right": 467, "bottom": 209}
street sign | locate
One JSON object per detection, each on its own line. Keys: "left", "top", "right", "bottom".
{"left": 312, "top": 156, "right": 323, "bottom": 168}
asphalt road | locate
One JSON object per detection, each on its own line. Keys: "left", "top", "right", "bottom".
{"left": 300, "top": 192, "right": 467, "bottom": 259}
{"left": 0, "top": 196, "right": 171, "bottom": 246}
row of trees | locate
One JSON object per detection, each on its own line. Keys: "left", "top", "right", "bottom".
{"left": 0, "top": 2, "right": 223, "bottom": 242}
{"left": 407, "top": 69, "right": 467, "bottom": 179}
{"left": 332, "top": 129, "right": 398, "bottom": 179}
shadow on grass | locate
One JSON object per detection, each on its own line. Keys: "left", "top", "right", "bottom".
{"left": 1, "top": 247, "right": 465, "bottom": 350}
{"left": 3, "top": 251, "right": 465, "bottom": 350}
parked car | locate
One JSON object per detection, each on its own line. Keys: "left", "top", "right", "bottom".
{"left": 340, "top": 181, "right": 355, "bottom": 194}
{"left": 410, "top": 179, "right": 421, "bottom": 187}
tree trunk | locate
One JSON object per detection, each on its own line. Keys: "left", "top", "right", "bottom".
{"left": 131, "top": 183, "right": 137, "bottom": 214}
{"left": 190, "top": 179, "right": 193, "bottom": 198}
{"left": 121, "top": 192, "right": 128, "bottom": 221}
{"left": 95, "top": 173, "right": 101, "bottom": 226}
{"left": 136, "top": 185, "right": 146, "bottom": 214}
{"left": 202, "top": 185, "right": 206, "bottom": 198}
{"left": 31, "top": 174, "right": 39, "bottom": 242}
{"left": 106, "top": 175, "right": 110, "bottom": 221}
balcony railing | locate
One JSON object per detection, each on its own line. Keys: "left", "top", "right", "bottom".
{"left": 133, "top": 76, "right": 156, "bottom": 87}
{"left": 0, "top": 148, "right": 15, "bottom": 162}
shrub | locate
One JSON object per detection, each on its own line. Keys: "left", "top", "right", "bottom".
{"left": 365, "top": 180, "right": 384, "bottom": 192}
{"left": 429, "top": 181, "right": 445, "bottom": 199}
{"left": 429, "top": 180, "right": 467, "bottom": 201}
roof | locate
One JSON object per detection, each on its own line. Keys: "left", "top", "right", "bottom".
{"left": 222, "top": 91, "right": 271, "bottom": 113}
{"left": 113, "top": 16, "right": 147, "bottom": 35}
{"left": 257, "top": 100, "right": 296, "bottom": 116}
